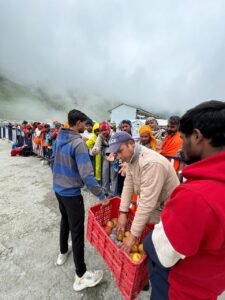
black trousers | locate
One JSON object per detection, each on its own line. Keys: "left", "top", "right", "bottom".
{"left": 55, "top": 193, "right": 87, "bottom": 277}
{"left": 117, "top": 173, "right": 125, "bottom": 196}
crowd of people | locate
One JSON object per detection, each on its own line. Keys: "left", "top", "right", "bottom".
{"left": 8, "top": 114, "right": 185, "bottom": 195}
{"left": 4, "top": 100, "right": 225, "bottom": 299}
{"left": 8, "top": 120, "right": 62, "bottom": 159}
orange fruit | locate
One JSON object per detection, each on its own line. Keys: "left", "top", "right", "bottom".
{"left": 111, "top": 218, "right": 118, "bottom": 227}
{"left": 131, "top": 252, "right": 142, "bottom": 262}
{"left": 138, "top": 244, "right": 145, "bottom": 254}
{"left": 106, "top": 221, "right": 114, "bottom": 228}
{"left": 124, "top": 231, "right": 130, "bottom": 237}
{"left": 117, "top": 234, "right": 123, "bottom": 241}
{"left": 104, "top": 226, "right": 112, "bottom": 235}
{"left": 131, "top": 244, "right": 139, "bottom": 253}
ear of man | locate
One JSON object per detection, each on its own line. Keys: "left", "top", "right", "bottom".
{"left": 193, "top": 129, "right": 204, "bottom": 144}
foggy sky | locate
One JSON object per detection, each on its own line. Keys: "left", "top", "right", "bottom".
{"left": 1, "top": 0, "right": 225, "bottom": 119}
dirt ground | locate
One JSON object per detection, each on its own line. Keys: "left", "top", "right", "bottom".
{"left": 0, "top": 139, "right": 224, "bottom": 300}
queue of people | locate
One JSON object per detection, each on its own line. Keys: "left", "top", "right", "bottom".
{"left": 8, "top": 114, "right": 185, "bottom": 192}
{"left": 5, "top": 100, "right": 225, "bottom": 299}
{"left": 9, "top": 120, "right": 62, "bottom": 160}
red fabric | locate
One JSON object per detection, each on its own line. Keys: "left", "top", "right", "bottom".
{"left": 161, "top": 151, "right": 225, "bottom": 300}
{"left": 99, "top": 122, "right": 110, "bottom": 132}
{"left": 50, "top": 128, "right": 60, "bottom": 139}
{"left": 37, "top": 124, "right": 43, "bottom": 130}
{"left": 130, "top": 193, "right": 138, "bottom": 214}
{"left": 21, "top": 124, "right": 27, "bottom": 132}
{"left": 50, "top": 131, "right": 57, "bottom": 139}
{"left": 11, "top": 147, "right": 24, "bottom": 156}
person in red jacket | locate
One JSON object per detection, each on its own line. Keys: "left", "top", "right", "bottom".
{"left": 144, "top": 100, "right": 225, "bottom": 300}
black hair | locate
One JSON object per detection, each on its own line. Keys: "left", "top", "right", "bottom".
{"left": 168, "top": 116, "right": 180, "bottom": 126}
{"left": 121, "top": 120, "right": 132, "bottom": 127}
{"left": 85, "top": 119, "right": 93, "bottom": 126}
{"left": 68, "top": 109, "right": 88, "bottom": 127}
{"left": 180, "top": 100, "right": 225, "bottom": 147}
{"left": 124, "top": 139, "right": 135, "bottom": 146}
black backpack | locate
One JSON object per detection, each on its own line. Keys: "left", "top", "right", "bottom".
{"left": 22, "top": 147, "right": 32, "bottom": 157}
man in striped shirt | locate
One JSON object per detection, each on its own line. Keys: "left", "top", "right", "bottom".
{"left": 52, "top": 109, "right": 105, "bottom": 292}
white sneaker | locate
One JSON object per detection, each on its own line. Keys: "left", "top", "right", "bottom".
{"left": 73, "top": 270, "right": 103, "bottom": 291}
{"left": 56, "top": 243, "right": 72, "bottom": 266}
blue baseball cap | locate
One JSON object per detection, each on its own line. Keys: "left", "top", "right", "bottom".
{"left": 107, "top": 131, "right": 134, "bottom": 153}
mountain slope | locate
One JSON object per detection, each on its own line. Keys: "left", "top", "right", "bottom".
{"left": 0, "top": 75, "right": 112, "bottom": 121}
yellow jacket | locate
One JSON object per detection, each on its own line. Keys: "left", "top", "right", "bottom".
{"left": 86, "top": 123, "right": 101, "bottom": 181}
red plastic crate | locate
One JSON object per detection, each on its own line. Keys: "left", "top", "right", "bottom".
{"left": 87, "top": 197, "right": 154, "bottom": 300}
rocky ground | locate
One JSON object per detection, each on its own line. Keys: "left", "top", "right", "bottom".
{"left": 0, "top": 139, "right": 224, "bottom": 300}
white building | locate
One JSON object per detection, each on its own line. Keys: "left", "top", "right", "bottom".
{"left": 109, "top": 103, "right": 161, "bottom": 125}
{"left": 157, "top": 119, "right": 168, "bottom": 128}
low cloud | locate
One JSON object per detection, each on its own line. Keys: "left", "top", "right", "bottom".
{"left": 0, "top": 0, "right": 225, "bottom": 120}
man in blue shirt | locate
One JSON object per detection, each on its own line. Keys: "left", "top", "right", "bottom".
{"left": 52, "top": 109, "right": 106, "bottom": 292}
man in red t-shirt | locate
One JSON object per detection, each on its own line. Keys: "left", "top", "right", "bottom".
{"left": 144, "top": 100, "right": 225, "bottom": 300}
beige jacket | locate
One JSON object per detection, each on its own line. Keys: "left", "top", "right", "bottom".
{"left": 120, "top": 144, "right": 179, "bottom": 237}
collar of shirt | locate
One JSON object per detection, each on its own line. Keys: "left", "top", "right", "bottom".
{"left": 130, "top": 143, "right": 141, "bottom": 164}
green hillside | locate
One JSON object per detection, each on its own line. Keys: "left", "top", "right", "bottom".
{"left": 0, "top": 75, "right": 111, "bottom": 122}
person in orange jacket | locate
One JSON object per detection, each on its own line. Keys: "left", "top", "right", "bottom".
{"left": 139, "top": 125, "right": 157, "bottom": 150}
{"left": 160, "top": 116, "right": 183, "bottom": 172}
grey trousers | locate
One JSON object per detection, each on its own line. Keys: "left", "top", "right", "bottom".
{"left": 102, "top": 159, "right": 118, "bottom": 195}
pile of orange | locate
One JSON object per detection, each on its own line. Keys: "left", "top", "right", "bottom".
{"left": 103, "top": 220, "right": 145, "bottom": 262}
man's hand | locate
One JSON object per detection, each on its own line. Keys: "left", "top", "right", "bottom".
{"left": 116, "top": 213, "right": 128, "bottom": 237}
{"left": 119, "top": 162, "right": 127, "bottom": 177}
{"left": 120, "top": 233, "right": 137, "bottom": 254}
{"left": 107, "top": 153, "right": 115, "bottom": 162}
